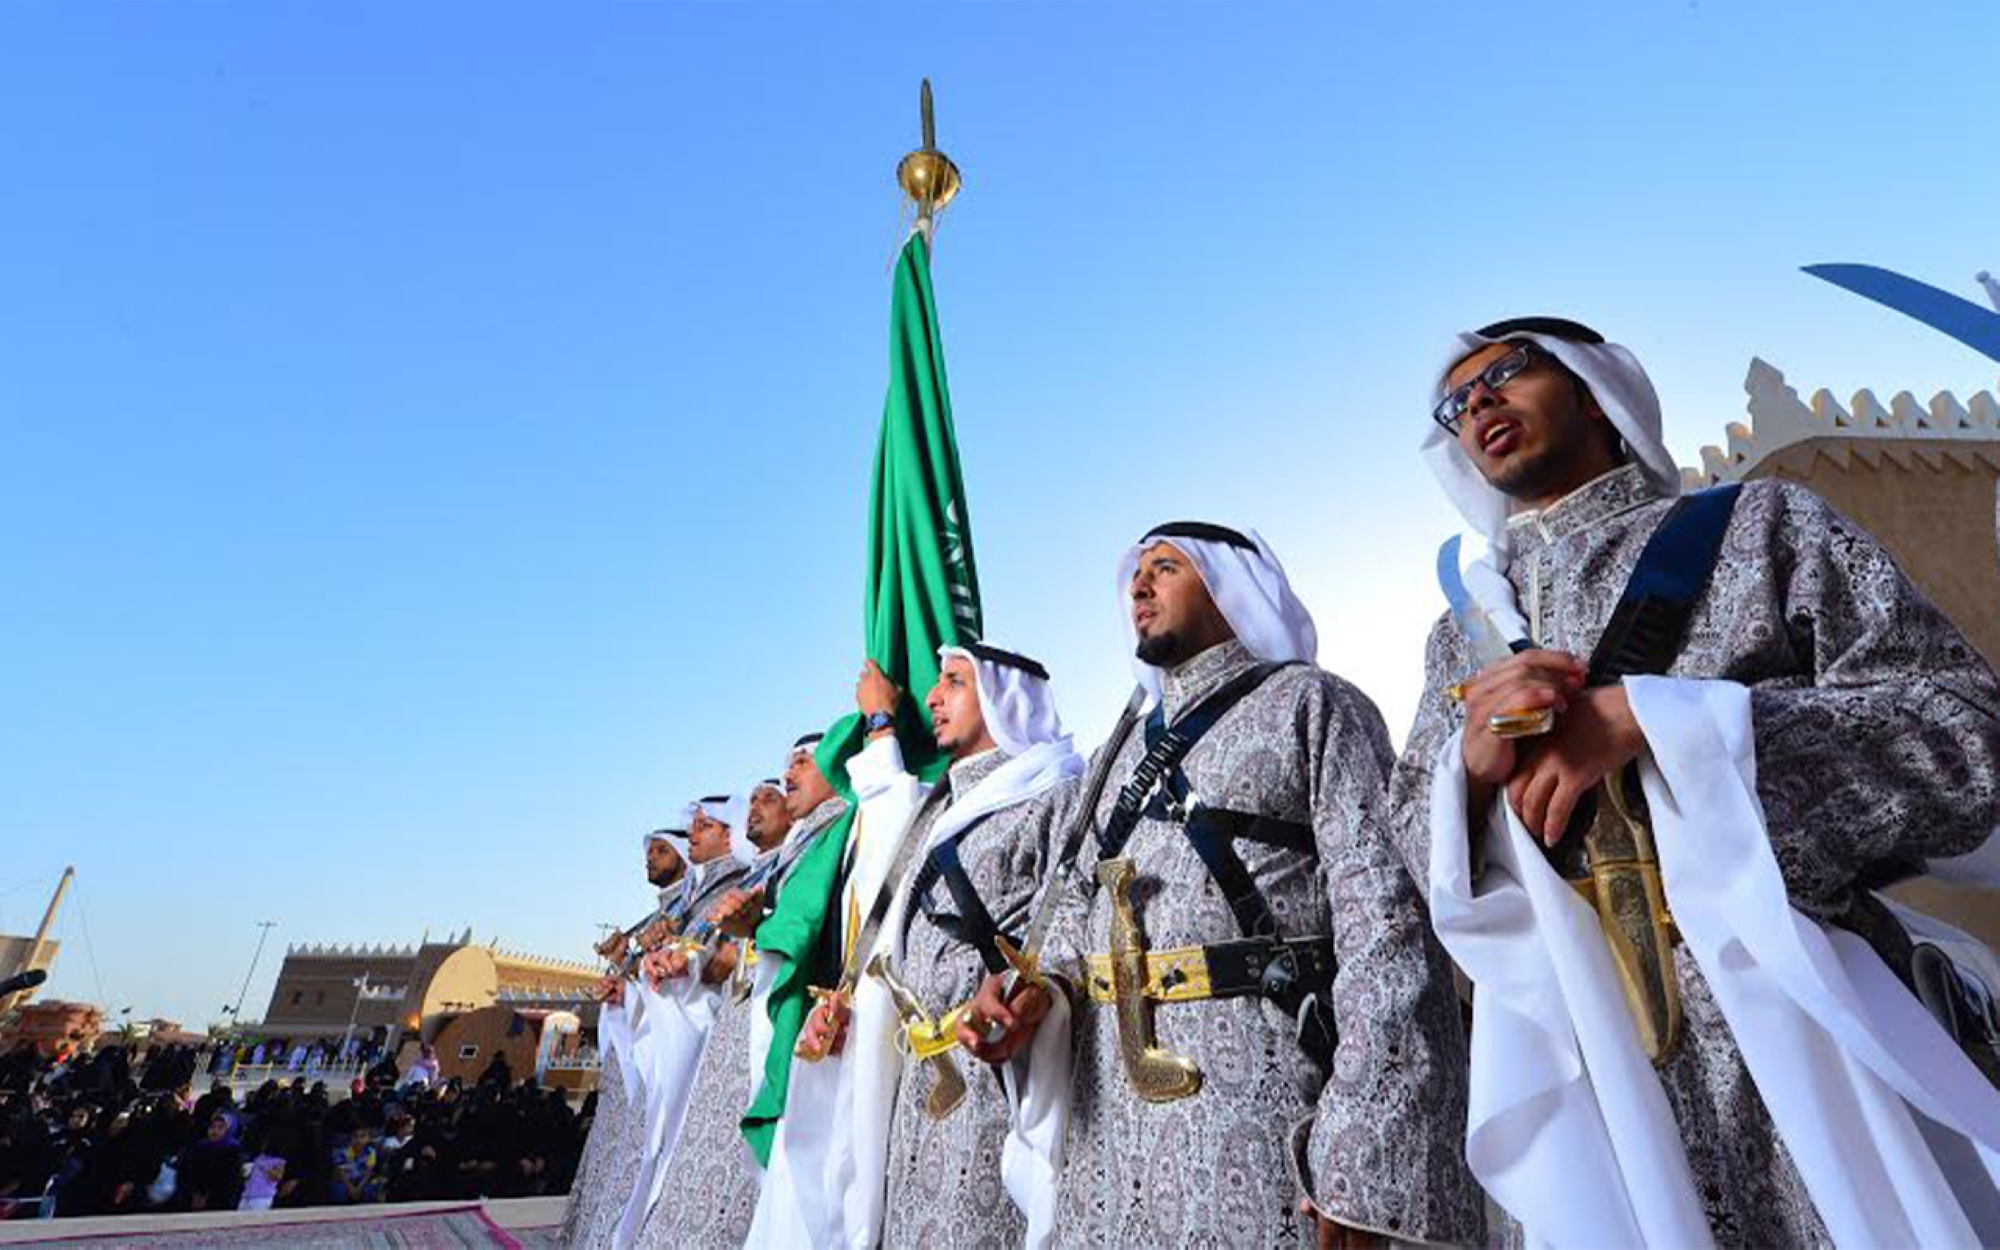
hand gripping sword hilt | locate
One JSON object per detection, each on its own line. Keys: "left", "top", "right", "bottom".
{"left": 981, "top": 935, "right": 1045, "bottom": 1045}
{"left": 796, "top": 984, "right": 849, "bottom": 1063}
{"left": 1097, "top": 856, "right": 1202, "bottom": 1103}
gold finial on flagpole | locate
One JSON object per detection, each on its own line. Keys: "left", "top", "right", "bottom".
{"left": 897, "top": 78, "right": 961, "bottom": 231}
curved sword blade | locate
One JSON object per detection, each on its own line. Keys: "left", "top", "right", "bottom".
{"left": 1436, "top": 535, "right": 1517, "bottom": 666}
{"left": 1804, "top": 263, "right": 2000, "bottom": 365}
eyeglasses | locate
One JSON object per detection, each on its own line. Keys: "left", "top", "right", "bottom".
{"left": 1432, "top": 343, "right": 1541, "bottom": 435}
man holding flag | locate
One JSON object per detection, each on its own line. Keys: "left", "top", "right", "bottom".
{"left": 743, "top": 224, "right": 989, "bottom": 1247}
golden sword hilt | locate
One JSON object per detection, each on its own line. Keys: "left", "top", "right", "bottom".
{"left": 866, "top": 953, "right": 968, "bottom": 1120}
{"left": 973, "top": 935, "right": 1046, "bottom": 1045}
{"left": 796, "top": 983, "right": 851, "bottom": 1063}
{"left": 1442, "top": 681, "right": 1557, "bottom": 739}
{"left": 1097, "top": 857, "right": 1202, "bottom": 1103}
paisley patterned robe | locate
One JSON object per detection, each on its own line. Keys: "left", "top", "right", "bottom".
{"left": 557, "top": 1044, "right": 648, "bottom": 1248}
{"left": 1389, "top": 464, "right": 2000, "bottom": 1246}
{"left": 635, "top": 798, "right": 849, "bottom": 1250}
{"left": 1048, "top": 640, "right": 1485, "bottom": 1247}
{"left": 559, "top": 877, "right": 690, "bottom": 1249}
{"left": 880, "top": 751, "right": 1070, "bottom": 1249}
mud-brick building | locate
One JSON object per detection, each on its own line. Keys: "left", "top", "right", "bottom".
{"left": 1689, "top": 359, "right": 2000, "bottom": 949}
{"left": 259, "top": 927, "right": 601, "bottom": 1047}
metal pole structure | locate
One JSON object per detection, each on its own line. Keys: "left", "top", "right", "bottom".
{"left": 342, "top": 971, "right": 369, "bottom": 1058}
{"left": 0, "top": 867, "right": 74, "bottom": 1017}
{"left": 228, "top": 920, "right": 277, "bottom": 1023}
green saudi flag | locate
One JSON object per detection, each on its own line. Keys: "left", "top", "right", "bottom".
{"left": 742, "top": 230, "right": 982, "bottom": 1164}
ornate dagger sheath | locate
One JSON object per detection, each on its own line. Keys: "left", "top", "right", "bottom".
{"left": 1098, "top": 856, "right": 1202, "bottom": 1102}
{"left": 1578, "top": 766, "right": 1681, "bottom": 1064}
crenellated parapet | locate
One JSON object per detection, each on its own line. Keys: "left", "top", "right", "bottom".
{"left": 1685, "top": 358, "right": 2000, "bottom": 487}
{"left": 284, "top": 941, "right": 418, "bottom": 960}
{"left": 492, "top": 949, "right": 602, "bottom": 977}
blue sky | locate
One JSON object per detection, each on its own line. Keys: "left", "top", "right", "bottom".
{"left": 4, "top": 1, "right": 1996, "bottom": 1028}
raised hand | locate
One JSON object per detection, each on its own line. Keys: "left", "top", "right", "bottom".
{"left": 857, "top": 660, "right": 902, "bottom": 723}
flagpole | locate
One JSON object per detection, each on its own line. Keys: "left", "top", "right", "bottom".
{"left": 897, "top": 78, "right": 961, "bottom": 240}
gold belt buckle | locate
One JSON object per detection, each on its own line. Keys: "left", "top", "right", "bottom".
{"left": 1083, "top": 946, "right": 1215, "bottom": 1004}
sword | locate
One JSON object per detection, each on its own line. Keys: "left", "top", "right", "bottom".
{"left": 799, "top": 785, "right": 953, "bottom": 1062}
{"left": 602, "top": 907, "right": 661, "bottom": 972}
{"left": 983, "top": 685, "right": 1150, "bottom": 1040}
{"left": 1803, "top": 263, "right": 2000, "bottom": 365}
{"left": 1098, "top": 856, "right": 1201, "bottom": 1102}
{"left": 663, "top": 851, "right": 787, "bottom": 962}
{"left": 866, "top": 953, "right": 968, "bottom": 1119}
{"left": 1436, "top": 535, "right": 1554, "bottom": 739}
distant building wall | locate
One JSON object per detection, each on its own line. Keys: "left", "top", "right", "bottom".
{"left": 0, "top": 936, "right": 60, "bottom": 1014}
{"left": 0, "top": 1000, "right": 102, "bottom": 1058}
{"left": 259, "top": 932, "right": 601, "bottom": 1046}
{"left": 1693, "top": 361, "right": 2000, "bottom": 951}
{"left": 430, "top": 1007, "right": 578, "bottom": 1086}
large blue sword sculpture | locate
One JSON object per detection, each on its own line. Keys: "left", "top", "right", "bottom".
{"left": 1803, "top": 263, "right": 2000, "bottom": 365}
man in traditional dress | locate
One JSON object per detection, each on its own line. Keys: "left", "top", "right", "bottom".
{"left": 967, "top": 523, "right": 1485, "bottom": 1247}
{"left": 637, "top": 755, "right": 848, "bottom": 1249}
{"left": 799, "top": 643, "right": 1083, "bottom": 1248}
{"left": 557, "top": 820, "right": 693, "bottom": 1248}
{"left": 573, "top": 796, "right": 751, "bottom": 1249}
{"left": 1399, "top": 316, "right": 2000, "bottom": 1245}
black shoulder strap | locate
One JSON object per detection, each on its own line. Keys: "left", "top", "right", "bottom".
{"left": 1554, "top": 484, "right": 1744, "bottom": 853}
{"left": 1098, "top": 660, "right": 1296, "bottom": 858}
{"left": 1588, "top": 483, "right": 1743, "bottom": 683}
{"left": 926, "top": 833, "right": 1012, "bottom": 975}
{"left": 895, "top": 810, "right": 1002, "bottom": 962}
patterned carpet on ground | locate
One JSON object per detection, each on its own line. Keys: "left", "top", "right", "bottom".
{"left": 2, "top": 1204, "right": 553, "bottom": 1248}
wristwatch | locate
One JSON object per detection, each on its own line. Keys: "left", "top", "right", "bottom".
{"left": 863, "top": 709, "right": 896, "bottom": 735}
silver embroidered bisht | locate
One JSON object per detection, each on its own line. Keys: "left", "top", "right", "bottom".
{"left": 1390, "top": 465, "right": 2000, "bottom": 1246}
{"left": 637, "top": 797, "right": 849, "bottom": 1249}
{"left": 1046, "top": 639, "right": 1486, "bottom": 1247}
{"left": 880, "top": 750, "right": 1068, "bottom": 1249}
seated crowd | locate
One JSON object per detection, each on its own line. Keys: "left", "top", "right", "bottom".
{"left": 0, "top": 1039, "right": 590, "bottom": 1219}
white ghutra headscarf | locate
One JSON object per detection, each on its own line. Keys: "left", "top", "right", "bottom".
{"left": 693, "top": 793, "right": 753, "bottom": 868}
{"left": 1419, "top": 318, "right": 1680, "bottom": 638}
{"left": 644, "top": 822, "right": 691, "bottom": 863}
{"left": 1115, "top": 520, "right": 1318, "bottom": 708}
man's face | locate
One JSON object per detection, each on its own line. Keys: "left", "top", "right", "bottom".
{"left": 644, "top": 838, "right": 684, "bottom": 888}
{"left": 1129, "top": 541, "right": 1234, "bottom": 668}
{"left": 924, "top": 655, "right": 994, "bottom": 759}
{"left": 747, "top": 786, "right": 791, "bottom": 852}
{"left": 687, "top": 812, "right": 731, "bottom": 864}
{"left": 1446, "top": 342, "right": 1613, "bottom": 503}
{"left": 783, "top": 752, "right": 835, "bottom": 818}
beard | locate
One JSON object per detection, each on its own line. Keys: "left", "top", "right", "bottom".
{"left": 1483, "top": 406, "right": 1621, "bottom": 503}
{"left": 1485, "top": 438, "right": 1597, "bottom": 503}
{"left": 646, "top": 865, "right": 681, "bottom": 889}
{"left": 1135, "top": 630, "right": 1186, "bottom": 668}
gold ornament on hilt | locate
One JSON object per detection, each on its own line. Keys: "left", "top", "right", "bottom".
{"left": 897, "top": 78, "right": 961, "bottom": 234}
